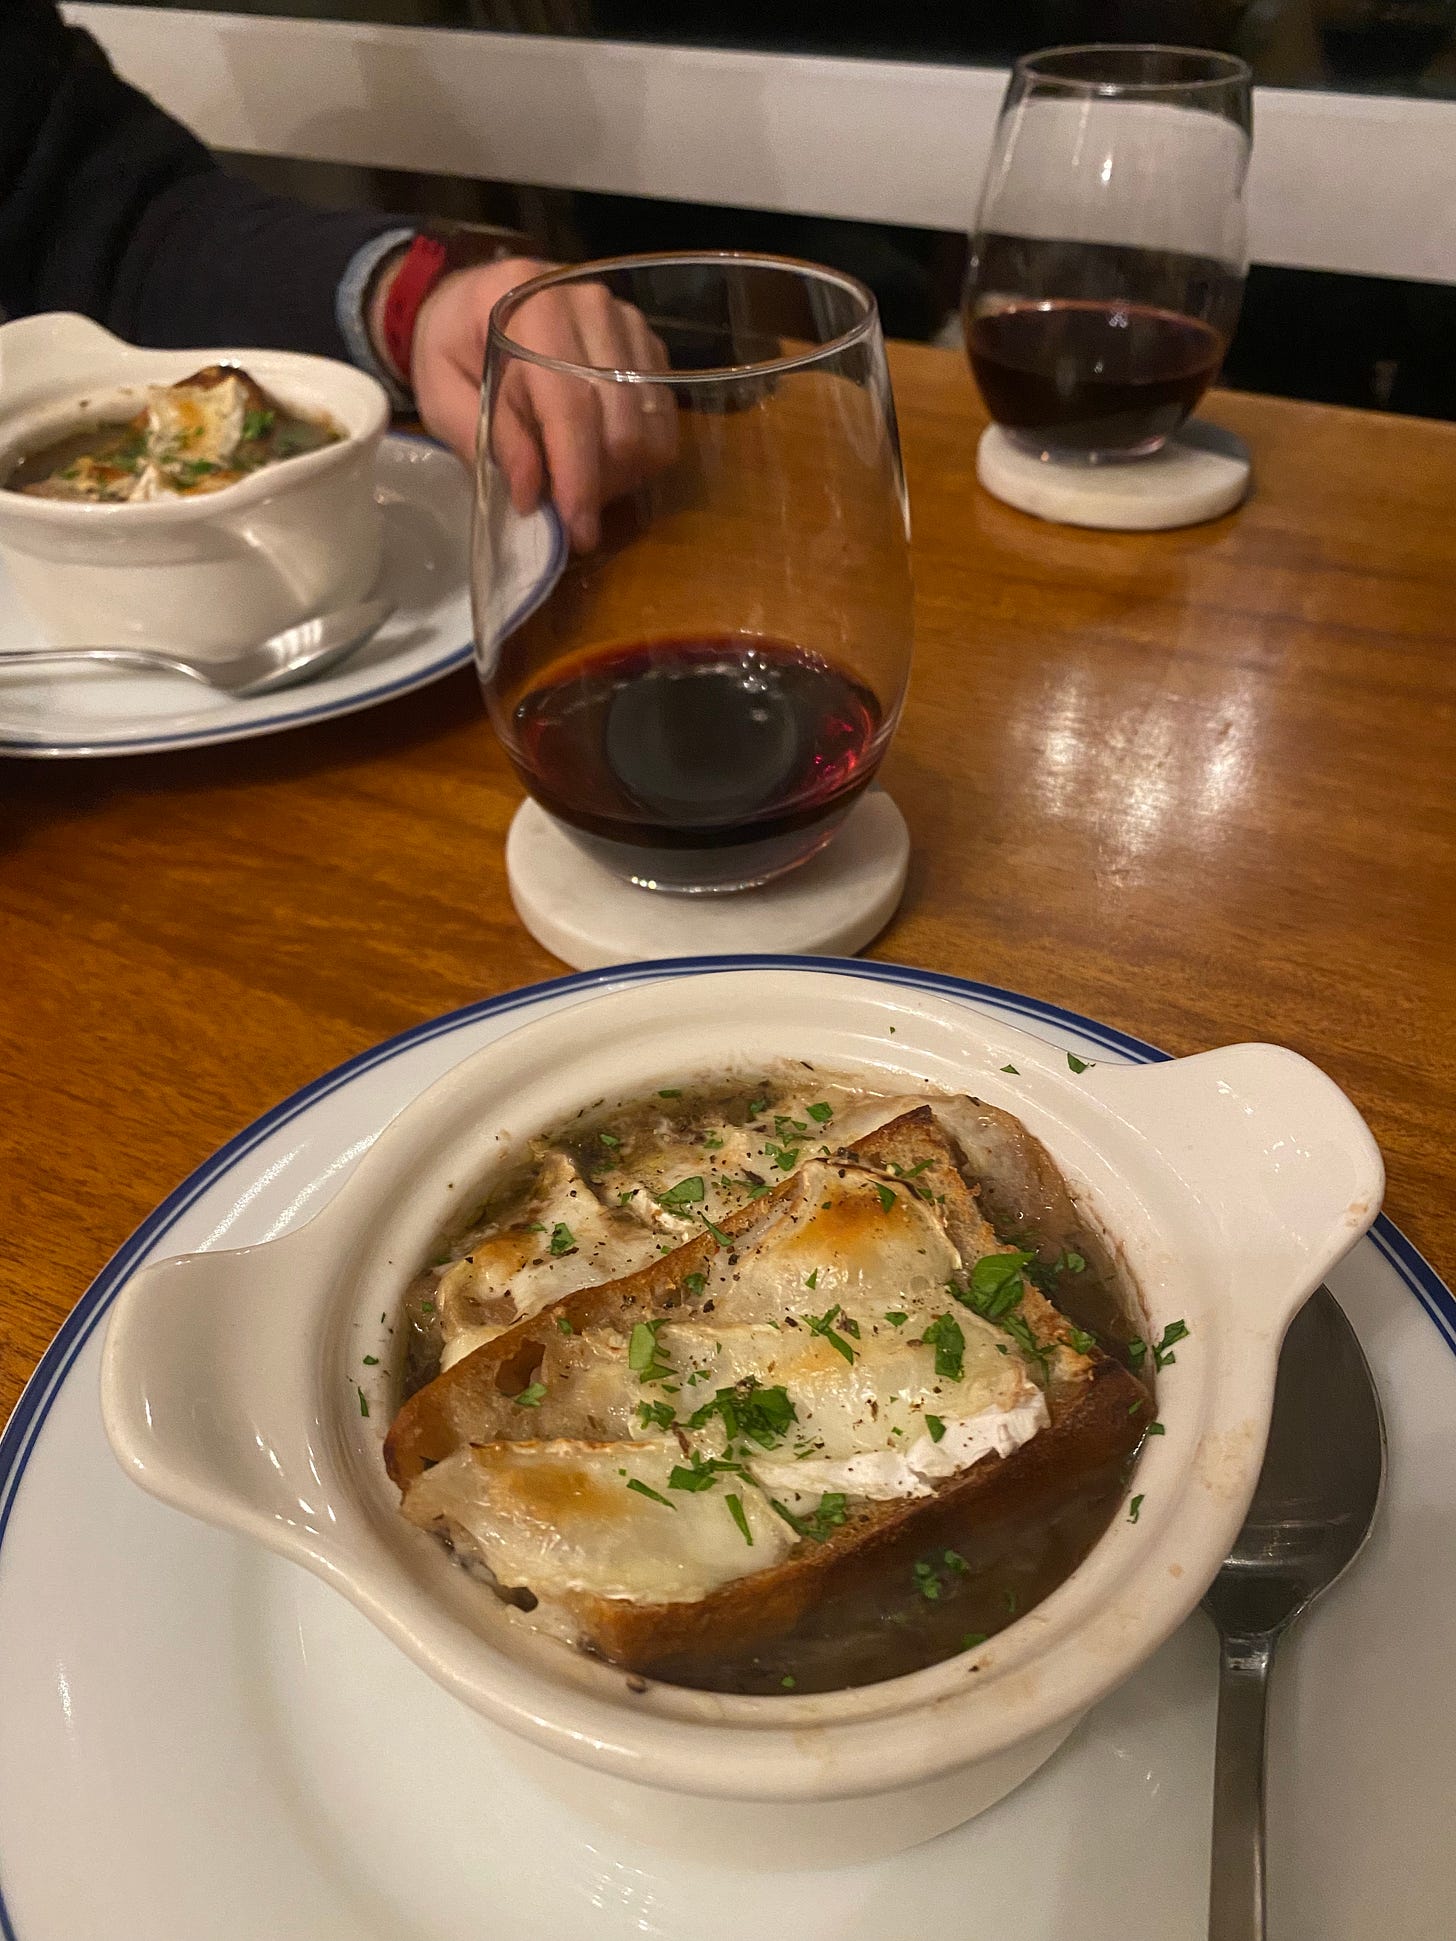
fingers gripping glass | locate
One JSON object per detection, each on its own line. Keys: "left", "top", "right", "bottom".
{"left": 963, "top": 45, "right": 1253, "bottom": 462}
{"left": 472, "top": 253, "right": 914, "bottom": 894}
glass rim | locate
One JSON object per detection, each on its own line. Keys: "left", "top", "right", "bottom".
{"left": 486, "top": 249, "right": 882, "bottom": 386}
{"left": 1013, "top": 42, "right": 1252, "bottom": 93}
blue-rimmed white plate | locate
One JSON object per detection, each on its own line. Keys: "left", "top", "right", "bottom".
{"left": 0, "top": 958, "right": 1451, "bottom": 1939}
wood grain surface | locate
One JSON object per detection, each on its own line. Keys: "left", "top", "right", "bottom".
{"left": 2, "top": 340, "right": 1453, "bottom": 1426}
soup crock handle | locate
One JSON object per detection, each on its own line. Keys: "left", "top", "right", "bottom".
{"left": 100, "top": 1224, "right": 343, "bottom": 1555}
{"left": 1082, "top": 1043, "right": 1384, "bottom": 1326}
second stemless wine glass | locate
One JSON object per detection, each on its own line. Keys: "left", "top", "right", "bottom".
{"left": 964, "top": 45, "right": 1252, "bottom": 461}
{"left": 473, "top": 253, "right": 913, "bottom": 893}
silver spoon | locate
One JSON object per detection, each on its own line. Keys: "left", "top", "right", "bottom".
{"left": 0, "top": 597, "right": 394, "bottom": 699}
{"left": 1202, "top": 1285, "right": 1385, "bottom": 1941}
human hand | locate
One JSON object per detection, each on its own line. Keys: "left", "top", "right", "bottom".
{"left": 405, "top": 256, "right": 677, "bottom": 550}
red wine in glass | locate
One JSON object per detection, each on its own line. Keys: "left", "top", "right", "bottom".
{"left": 501, "top": 634, "right": 885, "bottom": 889}
{"left": 967, "top": 297, "right": 1226, "bottom": 457}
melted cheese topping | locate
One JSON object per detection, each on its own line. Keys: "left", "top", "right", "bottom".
{"left": 699, "top": 1161, "right": 980, "bottom": 1323}
{"left": 436, "top": 1153, "right": 665, "bottom": 1369}
{"left": 595, "top": 1096, "right": 837, "bottom": 1231}
{"left": 409, "top": 1096, "right": 1053, "bottom": 1609}
{"left": 658, "top": 1312, "right": 1037, "bottom": 1456}
{"left": 752, "top": 1395, "right": 1049, "bottom": 1503}
{"left": 403, "top": 1441, "right": 793, "bottom": 1603}
{"left": 146, "top": 373, "right": 248, "bottom": 470}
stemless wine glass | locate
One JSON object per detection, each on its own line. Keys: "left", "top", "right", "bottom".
{"left": 964, "top": 45, "right": 1252, "bottom": 461}
{"left": 473, "top": 253, "right": 913, "bottom": 893}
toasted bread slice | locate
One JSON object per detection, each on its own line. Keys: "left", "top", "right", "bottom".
{"left": 386, "top": 1108, "right": 1147, "bottom": 1671}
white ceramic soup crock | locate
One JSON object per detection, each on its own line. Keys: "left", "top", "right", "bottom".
{"left": 101, "top": 969, "right": 1382, "bottom": 1867}
{"left": 0, "top": 312, "right": 388, "bottom": 657}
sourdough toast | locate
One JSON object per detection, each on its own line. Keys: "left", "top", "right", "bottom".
{"left": 386, "top": 1107, "right": 1148, "bottom": 1671}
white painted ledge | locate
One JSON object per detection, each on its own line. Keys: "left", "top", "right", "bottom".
{"left": 65, "top": 6, "right": 1456, "bottom": 284}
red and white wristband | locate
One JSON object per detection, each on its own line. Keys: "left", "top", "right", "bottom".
{"left": 337, "top": 222, "right": 533, "bottom": 407}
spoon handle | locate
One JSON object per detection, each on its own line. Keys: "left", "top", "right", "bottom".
{"left": 0, "top": 647, "right": 207, "bottom": 683}
{"left": 1209, "top": 1632, "right": 1273, "bottom": 1941}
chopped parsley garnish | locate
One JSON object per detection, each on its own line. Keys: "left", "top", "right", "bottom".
{"left": 702, "top": 1132, "right": 724, "bottom": 1150}
{"left": 962, "top": 1632, "right": 989, "bottom": 1651}
{"left": 701, "top": 1214, "right": 735, "bottom": 1249}
{"left": 362, "top": 1354, "right": 379, "bottom": 1366}
{"left": 658, "top": 1174, "right": 705, "bottom": 1210}
{"left": 658, "top": 1088, "right": 682, "bottom": 1098}
{"left": 748, "top": 1097, "right": 768, "bottom": 1117}
{"left": 1065, "top": 1324, "right": 1096, "bottom": 1354}
{"left": 1001, "top": 1311, "right": 1052, "bottom": 1382}
{"left": 688, "top": 1378, "right": 796, "bottom": 1448}
{"left": 683, "top": 1271, "right": 707, "bottom": 1297}
{"left": 807, "top": 1102, "right": 834, "bottom": 1123}
{"left": 736, "top": 1174, "right": 771, "bottom": 1199}
{"left": 874, "top": 1183, "right": 896, "bottom": 1213}
{"left": 548, "top": 1222, "right": 575, "bottom": 1256}
{"left": 1067, "top": 1052, "right": 1091, "bottom": 1074}
{"left": 766, "top": 1141, "right": 800, "bottom": 1171}
{"left": 944, "top": 1549, "right": 970, "bottom": 1574}
{"left": 925, "top": 1414, "right": 947, "bottom": 1442}
{"left": 637, "top": 1399, "right": 677, "bottom": 1431}
{"left": 769, "top": 1492, "right": 848, "bottom": 1542}
{"left": 804, "top": 1268, "right": 819, "bottom": 1291}
{"left": 839, "top": 1314, "right": 861, "bottom": 1339}
{"left": 1000, "top": 1064, "right": 1019, "bottom": 1074}
{"left": 668, "top": 1451, "right": 731, "bottom": 1492}
{"left": 357, "top": 1386, "right": 369, "bottom": 1417}
{"left": 884, "top": 1310, "right": 908, "bottom": 1328}
{"left": 241, "top": 407, "right": 276, "bottom": 442}
{"left": 1147, "top": 1420, "right": 1166, "bottom": 1435}
{"left": 1152, "top": 1319, "right": 1190, "bottom": 1369}
{"left": 626, "top": 1478, "right": 675, "bottom": 1509}
{"left": 889, "top": 1158, "right": 933, "bottom": 1180}
{"left": 1127, "top": 1337, "right": 1149, "bottom": 1371}
{"left": 964, "top": 1249, "right": 1035, "bottom": 1315}
{"left": 618, "top": 1189, "right": 637, "bottom": 1205}
{"left": 806, "top": 1304, "right": 857, "bottom": 1363}
{"left": 628, "top": 1320, "right": 673, "bottom": 1383}
{"left": 921, "top": 1313, "right": 965, "bottom": 1381}
{"left": 598, "top": 1129, "right": 620, "bottom": 1149}
{"left": 514, "top": 1382, "right": 547, "bottom": 1408}
{"left": 780, "top": 1674, "right": 797, "bottom": 1689}
{"left": 725, "top": 1494, "right": 754, "bottom": 1545}
{"left": 913, "top": 1561, "right": 942, "bottom": 1600}
{"left": 1058, "top": 1250, "right": 1087, "bottom": 1274}
{"left": 1128, "top": 1493, "right": 1145, "bottom": 1524}
{"left": 774, "top": 1114, "right": 809, "bottom": 1139}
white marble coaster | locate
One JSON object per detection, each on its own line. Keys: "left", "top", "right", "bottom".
{"left": 977, "top": 420, "right": 1251, "bottom": 530}
{"left": 506, "top": 791, "right": 909, "bottom": 970}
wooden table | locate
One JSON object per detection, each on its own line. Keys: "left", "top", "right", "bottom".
{"left": 2, "top": 342, "right": 1453, "bottom": 1424}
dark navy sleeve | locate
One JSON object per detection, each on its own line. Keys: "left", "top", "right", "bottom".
{"left": 0, "top": 0, "right": 405, "bottom": 359}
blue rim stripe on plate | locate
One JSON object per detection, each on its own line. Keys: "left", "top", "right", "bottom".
{"left": 0, "top": 954, "right": 1449, "bottom": 1941}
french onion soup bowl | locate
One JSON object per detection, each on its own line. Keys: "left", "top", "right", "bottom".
{"left": 100, "top": 967, "right": 1382, "bottom": 1865}
{"left": 0, "top": 312, "right": 387, "bottom": 658}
